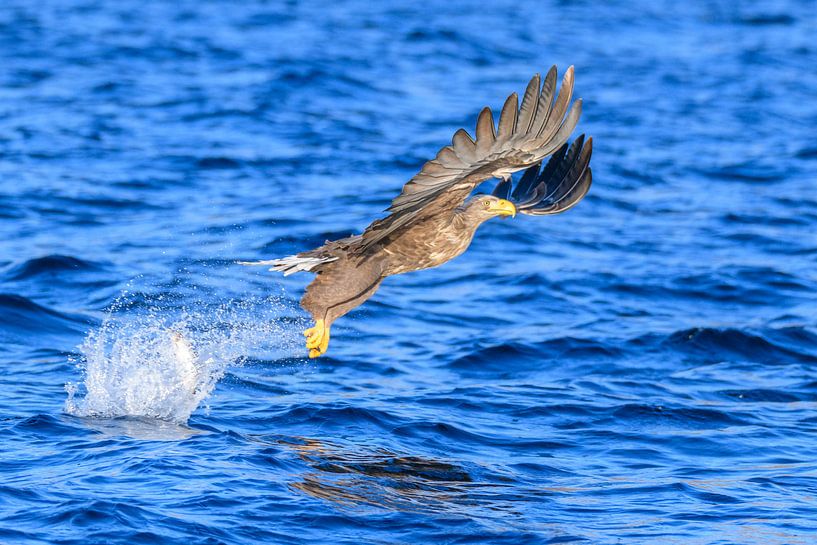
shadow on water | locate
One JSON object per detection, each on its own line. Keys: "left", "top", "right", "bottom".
{"left": 286, "top": 437, "right": 495, "bottom": 515}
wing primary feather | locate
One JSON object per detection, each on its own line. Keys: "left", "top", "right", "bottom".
{"left": 521, "top": 136, "right": 592, "bottom": 214}
{"left": 518, "top": 136, "right": 583, "bottom": 210}
{"left": 452, "top": 128, "right": 477, "bottom": 163}
{"left": 436, "top": 146, "right": 466, "bottom": 168}
{"left": 496, "top": 92, "right": 518, "bottom": 140}
{"left": 537, "top": 98, "right": 582, "bottom": 158}
{"left": 475, "top": 107, "right": 496, "bottom": 155}
{"left": 492, "top": 179, "right": 512, "bottom": 199}
{"left": 538, "top": 66, "right": 574, "bottom": 141}
{"left": 538, "top": 142, "right": 570, "bottom": 184}
{"left": 536, "top": 166, "right": 584, "bottom": 209}
{"left": 546, "top": 137, "right": 592, "bottom": 204}
{"left": 529, "top": 168, "right": 592, "bottom": 215}
{"left": 516, "top": 73, "right": 541, "bottom": 135}
{"left": 511, "top": 162, "right": 542, "bottom": 201}
{"left": 530, "top": 65, "right": 558, "bottom": 136}
{"left": 515, "top": 143, "right": 568, "bottom": 206}
{"left": 542, "top": 134, "right": 586, "bottom": 201}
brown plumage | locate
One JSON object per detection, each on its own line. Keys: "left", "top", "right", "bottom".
{"left": 239, "top": 66, "right": 593, "bottom": 358}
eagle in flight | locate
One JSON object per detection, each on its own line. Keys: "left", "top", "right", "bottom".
{"left": 241, "top": 66, "right": 593, "bottom": 358}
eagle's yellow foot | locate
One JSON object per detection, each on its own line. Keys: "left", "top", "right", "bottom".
{"left": 304, "top": 320, "right": 330, "bottom": 358}
{"left": 304, "top": 319, "right": 324, "bottom": 348}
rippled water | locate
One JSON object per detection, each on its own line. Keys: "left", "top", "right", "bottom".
{"left": 1, "top": 1, "right": 816, "bottom": 543}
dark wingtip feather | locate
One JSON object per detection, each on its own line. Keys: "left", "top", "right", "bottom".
{"left": 512, "top": 134, "right": 593, "bottom": 216}
{"left": 511, "top": 162, "right": 542, "bottom": 201}
{"left": 492, "top": 179, "right": 512, "bottom": 199}
{"left": 516, "top": 142, "right": 569, "bottom": 206}
{"left": 551, "top": 168, "right": 592, "bottom": 213}
{"left": 526, "top": 168, "right": 592, "bottom": 215}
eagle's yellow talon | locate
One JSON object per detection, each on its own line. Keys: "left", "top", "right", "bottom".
{"left": 305, "top": 331, "right": 322, "bottom": 348}
{"left": 303, "top": 319, "right": 330, "bottom": 354}
{"left": 318, "top": 329, "right": 330, "bottom": 354}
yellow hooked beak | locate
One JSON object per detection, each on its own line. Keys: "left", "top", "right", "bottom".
{"left": 489, "top": 199, "right": 516, "bottom": 218}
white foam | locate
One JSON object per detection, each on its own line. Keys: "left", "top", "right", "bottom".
{"left": 65, "top": 296, "right": 299, "bottom": 423}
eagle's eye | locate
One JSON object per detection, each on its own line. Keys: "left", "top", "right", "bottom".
{"left": 483, "top": 199, "right": 491, "bottom": 209}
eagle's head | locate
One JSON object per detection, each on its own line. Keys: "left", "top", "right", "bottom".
{"left": 463, "top": 194, "right": 517, "bottom": 222}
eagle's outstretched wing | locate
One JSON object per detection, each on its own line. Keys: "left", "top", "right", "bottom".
{"left": 356, "top": 65, "right": 584, "bottom": 254}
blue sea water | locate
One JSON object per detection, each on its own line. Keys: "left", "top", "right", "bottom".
{"left": 1, "top": 0, "right": 816, "bottom": 543}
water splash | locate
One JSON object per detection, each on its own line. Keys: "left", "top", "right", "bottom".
{"left": 65, "top": 295, "right": 300, "bottom": 423}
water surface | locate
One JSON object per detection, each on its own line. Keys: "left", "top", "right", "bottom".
{"left": 1, "top": 1, "right": 816, "bottom": 543}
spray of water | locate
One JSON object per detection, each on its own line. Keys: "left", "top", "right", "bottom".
{"left": 65, "top": 294, "right": 301, "bottom": 423}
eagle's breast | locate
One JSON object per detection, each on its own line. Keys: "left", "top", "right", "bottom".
{"left": 381, "top": 211, "right": 478, "bottom": 276}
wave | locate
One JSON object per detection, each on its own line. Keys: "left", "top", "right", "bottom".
{"left": 447, "top": 338, "right": 624, "bottom": 377}
{"left": 196, "top": 156, "right": 243, "bottom": 169}
{"left": 444, "top": 326, "right": 817, "bottom": 383}
{"left": 0, "top": 293, "right": 89, "bottom": 338}
{"left": 609, "top": 403, "right": 751, "bottom": 427}
{"left": 661, "top": 326, "right": 817, "bottom": 365}
{"left": 719, "top": 389, "right": 808, "bottom": 403}
{"left": 4, "top": 254, "right": 103, "bottom": 281}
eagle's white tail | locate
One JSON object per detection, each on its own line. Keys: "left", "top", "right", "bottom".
{"left": 237, "top": 255, "right": 337, "bottom": 276}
